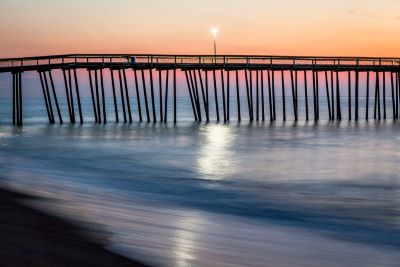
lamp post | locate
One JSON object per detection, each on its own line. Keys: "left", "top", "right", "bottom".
{"left": 211, "top": 27, "right": 218, "bottom": 62}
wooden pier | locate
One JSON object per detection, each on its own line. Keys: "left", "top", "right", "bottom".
{"left": 1, "top": 54, "right": 399, "bottom": 125}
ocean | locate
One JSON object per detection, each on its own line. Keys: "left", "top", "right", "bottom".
{"left": 0, "top": 96, "right": 399, "bottom": 267}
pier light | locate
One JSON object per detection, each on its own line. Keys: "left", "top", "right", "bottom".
{"left": 211, "top": 27, "right": 219, "bottom": 58}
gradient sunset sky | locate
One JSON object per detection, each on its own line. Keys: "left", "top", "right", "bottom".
{"left": 0, "top": 0, "right": 399, "bottom": 58}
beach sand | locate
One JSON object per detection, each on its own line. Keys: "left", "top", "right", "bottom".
{"left": 0, "top": 187, "right": 149, "bottom": 267}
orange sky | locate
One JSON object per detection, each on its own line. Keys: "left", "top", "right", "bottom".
{"left": 0, "top": 0, "right": 400, "bottom": 58}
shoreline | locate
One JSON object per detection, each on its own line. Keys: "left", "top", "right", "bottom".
{"left": 0, "top": 187, "right": 149, "bottom": 267}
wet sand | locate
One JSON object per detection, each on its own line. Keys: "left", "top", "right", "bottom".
{"left": 0, "top": 187, "right": 149, "bottom": 267}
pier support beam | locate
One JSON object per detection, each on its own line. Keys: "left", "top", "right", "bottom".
{"left": 12, "top": 72, "right": 23, "bottom": 126}
{"left": 391, "top": 72, "right": 396, "bottom": 119}
{"left": 141, "top": 69, "right": 150, "bottom": 122}
{"left": 174, "top": 68, "right": 177, "bottom": 123}
{"left": 304, "top": 71, "right": 309, "bottom": 121}
{"left": 197, "top": 69, "right": 209, "bottom": 122}
{"left": 184, "top": 70, "right": 198, "bottom": 121}
{"left": 336, "top": 71, "right": 342, "bottom": 120}
{"left": 118, "top": 69, "right": 127, "bottom": 123}
{"left": 366, "top": 72, "right": 370, "bottom": 120}
{"left": 290, "top": 70, "right": 298, "bottom": 121}
{"left": 100, "top": 69, "right": 106, "bottom": 124}
{"left": 164, "top": 70, "right": 169, "bottom": 122}
{"left": 282, "top": 70, "right": 286, "bottom": 121}
{"left": 383, "top": 72, "right": 387, "bottom": 120}
{"left": 73, "top": 69, "right": 83, "bottom": 124}
{"left": 325, "top": 71, "right": 332, "bottom": 120}
{"left": 133, "top": 70, "right": 142, "bottom": 122}
{"left": 122, "top": 69, "right": 132, "bottom": 123}
{"left": 94, "top": 70, "right": 101, "bottom": 123}
{"left": 110, "top": 69, "right": 119, "bottom": 122}
{"left": 213, "top": 69, "right": 220, "bottom": 122}
{"left": 355, "top": 70, "right": 359, "bottom": 121}
{"left": 272, "top": 70, "right": 276, "bottom": 121}
{"left": 48, "top": 70, "right": 63, "bottom": 124}
{"left": 149, "top": 69, "right": 156, "bottom": 122}
{"left": 244, "top": 69, "right": 252, "bottom": 121}
{"left": 268, "top": 70, "right": 273, "bottom": 122}
{"left": 88, "top": 70, "right": 98, "bottom": 123}
{"left": 235, "top": 70, "right": 241, "bottom": 121}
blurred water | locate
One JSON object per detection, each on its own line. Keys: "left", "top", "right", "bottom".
{"left": 0, "top": 98, "right": 400, "bottom": 266}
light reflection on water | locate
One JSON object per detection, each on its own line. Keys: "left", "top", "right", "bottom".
{"left": 197, "top": 125, "right": 236, "bottom": 179}
{"left": 0, "top": 111, "right": 400, "bottom": 266}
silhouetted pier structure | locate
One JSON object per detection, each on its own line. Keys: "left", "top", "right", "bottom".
{"left": 1, "top": 54, "right": 399, "bottom": 125}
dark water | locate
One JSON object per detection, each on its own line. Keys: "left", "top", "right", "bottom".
{"left": 0, "top": 98, "right": 400, "bottom": 267}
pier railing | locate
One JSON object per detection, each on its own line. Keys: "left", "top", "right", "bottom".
{"left": 1, "top": 54, "right": 400, "bottom": 71}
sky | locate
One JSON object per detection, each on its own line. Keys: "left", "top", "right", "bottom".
{"left": 0, "top": 0, "right": 400, "bottom": 58}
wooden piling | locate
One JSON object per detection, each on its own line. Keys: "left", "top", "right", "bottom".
{"left": 272, "top": 70, "right": 276, "bottom": 121}
{"left": 355, "top": 70, "right": 359, "bottom": 121}
{"left": 366, "top": 71, "right": 370, "bottom": 120}
{"left": 122, "top": 69, "right": 132, "bottom": 123}
{"left": 94, "top": 70, "right": 101, "bottom": 123}
{"left": 312, "top": 70, "right": 317, "bottom": 120}
{"left": 189, "top": 70, "right": 201, "bottom": 121}
{"left": 43, "top": 71, "right": 55, "bottom": 123}
{"left": 383, "top": 72, "right": 386, "bottom": 119}
{"left": 213, "top": 69, "right": 220, "bottom": 122}
{"left": 235, "top": 70, "right": 241, "bottom": 121}
{"left": 348, "top": 71, "right": 351, "bottom": 120}
{"left": 141, "top": 69, "right": 150, "bottom": 122}
{"left": 396, "top": 72, "right": 399, "bottom": 119}
{"left": 67, "top": 69, "right": 75, "bottom": 123}
{"left": 290, "top": 70, "right": 297, "bottom": 121}
{"left": 205, "top": 70, "right": 210, "bottom": 121}
{"left": 282, "top": 70, "right": 286, "bottom": 121}
{"left": 249, "top": 70, "right": 254, "bottom": 120}
{"left": 164, "top": 70, "right": 169, "bottom": 122}
{"left": 315, "top": 71, "right": 319, "bottom": 120}
{"left": 48, "top": 71, "right": 63, "bottom": 124}
{"left": 158, "top": 70, "right": 163, "bottom": 122}
{"left": 391, "top": 72, "right": 395, "bottom": 119}
{"left": 118, "top": 69, "right": 127, "bottom": 123}
{"left": 74, "top": 69, "right": 83, "bottom": 124}
{"left": 256, "top": 70, "right": 259, "bottom": 121}
{"left": 226, "top": 70, "right": 230, "bottom": 121}
{"left": 197, "top": 69, "right": 209, "bottom": 121}
{"left": 110, "top": 70, "right": 119, "bottom": 122}
{"left": 88, "top": 70, "right": 98, "bottom": 122}
{"left": 294, "top": 70, "right": 298, "bottom": 121}
{"left": 330, "top": 71, "right": 335, "bottom": 120}
{"left": 261, "top": 70, "right": 265, "bottom": 121}
{"left": 173, "top": 68, "right": 177, "bottom": 123}
{"left": 336, "top": 71, "right": 342, "bottom": 120}
{"left": 12, "top": 73, "right": 15, "bottom": 125}
{"left": 244, "top": 69, "right": 252, "bottom": 121}
{"left": 18, "top": 73, "right": 22, "bottom": 125}
{"left": 98, "top": 69, "right": 106, "bottom": 124}
{"left": 14, "top": 73, "right": 19, "bottom": 125}
{"left": 325, "top": 71, "right": 332, "bottom": 120}
{"left": 149, "top": 69, "right": 156, "bottom": 122}
{"left": 304, "top": 71, "right": 309, "bottom": 121}
{"left": 194, "top": 70, "right": 207, "bottom": 121}
{"left": 267, "top": 70, "right": 273, "bottom": 122}
{"left": 221, "top": 69, "right": 226, "bottom": 122}
{"left": 378, "top": 72, "right": 381, "bottom": 120}
{"left": 133, "top": 70, "right": 142, "bottom": 122}
{"left": 184, "top": 70, "right": 198, "bottom": 121}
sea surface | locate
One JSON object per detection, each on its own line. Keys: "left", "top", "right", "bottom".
{"left": 0, "top": 97, "right": 400, "bottom": 267}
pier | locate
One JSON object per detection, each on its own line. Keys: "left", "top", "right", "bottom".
{"left": 1, "top": 54, "right": 399, "bottom": 125}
